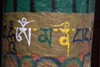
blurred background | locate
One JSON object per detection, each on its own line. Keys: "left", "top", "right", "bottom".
{"left": 0, "top": 0, "right": 99, "bottom": 67}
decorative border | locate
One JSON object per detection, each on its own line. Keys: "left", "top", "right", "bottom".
{"left": 2, "top": 51, "right": 91, "bottom": 67}
{"left": 3, "top": 0, "right": 94, "bottom": 13}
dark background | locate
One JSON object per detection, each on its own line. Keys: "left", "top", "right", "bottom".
{"left": 0, "top": 0, "right": 100, "bottom": 67}
{"left": 0, "top": 0, "right": 3, "bottom": 67}
{"left": 91, "top": 0, "right": 100, "bottom": 67}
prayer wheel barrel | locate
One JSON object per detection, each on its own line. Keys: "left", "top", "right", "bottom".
{"left": 2, "top": 0, "right": 95, "bottom": 67}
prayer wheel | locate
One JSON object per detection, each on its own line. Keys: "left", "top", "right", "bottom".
{"left": 2, "top": 0, "right": 95, "bottom": 67}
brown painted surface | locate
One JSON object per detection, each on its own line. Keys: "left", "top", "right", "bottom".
{"left": 3, "top": 13, "right": 94, "bottom": 67}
